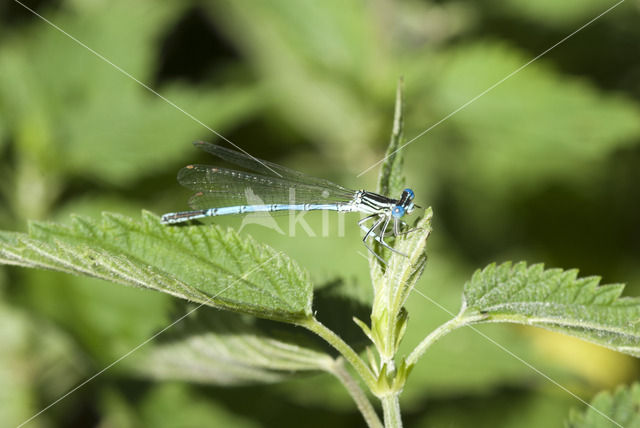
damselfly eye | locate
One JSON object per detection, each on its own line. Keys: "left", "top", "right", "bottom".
{"left": 403, "top": 188, "right": 415, "bottom": 200}
{"left": 392, "top": 206, "right": 405, "bottom": 218}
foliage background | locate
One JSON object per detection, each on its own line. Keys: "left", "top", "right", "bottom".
{"left": 1, "top": 0, "right": 639, "bottom": 426}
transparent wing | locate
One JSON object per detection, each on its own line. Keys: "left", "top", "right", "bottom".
{"left": 193, "top": 141, "right": 353, "bottom": 193}
{"left": 178, "top": 165, "right": 354, "bottom": 209}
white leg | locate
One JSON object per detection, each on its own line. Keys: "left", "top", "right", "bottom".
{"left": 394, "top": 219, "right": 422, "bottom": 236}
{"left": 361, "top": 216, "right": 387, "bottom": 264}
{"left": 360, "top": 215, "right": 408, "bottom": 258}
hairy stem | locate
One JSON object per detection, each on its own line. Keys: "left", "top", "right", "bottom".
{"left": 381, "top": 394, "right": 402, "bottom": 428}
{"left": 329, "top": 358, "right": 383, "bottom": 428}
{"left": 405, "top": 315, "right": 468, "bottom": 367}
{"left": 299, "top": 316, "right": 378, "bottom": 391}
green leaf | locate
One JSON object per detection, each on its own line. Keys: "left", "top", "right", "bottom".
{"left": 60, "top": 82, "right": 262, "bottom": 185}
{"left": 416, "top": 388, "right": 575, "bottom": 428}
{"left": 98, "top": 382, "right": 262, "bottom": 428}
{"left": 24, "top": 271, "right": 171, "bottom": 363}
{"left": 375, "top": 208, "right": 433, "bottom": 310}
{"left": 204, "top": 0, "right": 389, "bottom": 158}
{"left": 400, "top": 253, "right": 637, "bottom": 406}
{"left": 132, "top": 307, "right": 333, "bottom": 385}
{"left": 566, "top": 383, "right": 640, "bottom": 428}
{"left": 138, "top": 383, "right": 261, "bottom": 428}
{"left": 369, "top": 208, "right": 433, "bottom": 360}
{"left": 461, "top": 262, "right": 640, "bottom": 357}
{"left": 0, "top": 1, "right": 262, "bottom": 184}
{"left": 369, "top": 79, "right": 409, "bottom": 272}
{"left": 365, "top": 79, "right": 435, "bottom": 366}
{"left": 431, "top": 42, "right": 640, "bottom": 195}
{"left": 0, "top": 211, "right": 313, "bottom": 322}
{"left": 0, "top": 302, "right": 88, "bottom": 427}
{"left": 377, "top": 79, "right": 407, "bottom": 199}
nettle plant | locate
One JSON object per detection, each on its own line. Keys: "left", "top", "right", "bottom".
{"left": 1, "top": 89, "right": 639, "bottom": 428}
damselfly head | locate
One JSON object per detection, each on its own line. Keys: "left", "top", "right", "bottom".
{"left": 392, "top": 189, "right": 416, "bottom": 217}
{"left": 399, "top": 188, "right": 414, "bottom": 203}
{"left": 398, "top": 188, "right": 416, "bottom": 214}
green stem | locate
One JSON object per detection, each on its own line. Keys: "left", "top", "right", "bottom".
{"left": 329, "top": 358, "right": 383, "bottom": 428}
{"left": 381, "top": 394, "right": 402, "bottom": 428}
{"left": 299, "top": 317, "right": 378, "bottom": 391}
{"left": 405, "top": 315, "right": 467, "bottom": 367}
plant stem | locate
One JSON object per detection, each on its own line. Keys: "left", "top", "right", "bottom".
{"left": 405, "top": 315, "right": 467, "bottom": 367}
{"left": 381, "top": 394, "right": 402, "bottom": 428}
{"left": 299, "top": 316, "right": 378, "bottom": 391}
{"left": 329, "top": 358, "right": 383, "bottom": 428}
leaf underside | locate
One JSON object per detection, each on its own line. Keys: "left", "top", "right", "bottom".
{"left": 462, "top": 262, "right": 640, "bottom": 357}
{"left": 0, "top": 211, "right": 313, "bottom": 322}
{"left": 133, "top": 307, "right": 333, "bottom": 386}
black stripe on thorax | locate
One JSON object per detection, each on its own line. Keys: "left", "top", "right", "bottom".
{"left": 360, "top": 191, "right": 396, "bottom": 209}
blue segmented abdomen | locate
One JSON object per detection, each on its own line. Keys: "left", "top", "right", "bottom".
{"left": 161, "top": 203, "right": 360, "bottom": 224}
{"left": 207, "top": 203, "right": 348, "bottom": 216}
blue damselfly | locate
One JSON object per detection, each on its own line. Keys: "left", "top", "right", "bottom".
{"left": 162, "top": 141, "right": 419, "bottom": 261}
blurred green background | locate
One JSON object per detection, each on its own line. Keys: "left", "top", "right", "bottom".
{"left": 1, "top": 0, "right": 639, "bottom": 426}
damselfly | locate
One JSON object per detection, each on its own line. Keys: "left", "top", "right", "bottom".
{"left": 162, "top": 141, "right": 419, "bottom": 261}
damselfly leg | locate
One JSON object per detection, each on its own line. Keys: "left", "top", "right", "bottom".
{"left": 393, "top": 219, "right": 423, "bottom": 236}
{"left": 359, "top": 215, "right": 386, "bottom": 264}
{"left": 359, "top": 213, "right": 409, "bottom": 262}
